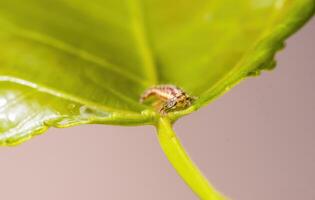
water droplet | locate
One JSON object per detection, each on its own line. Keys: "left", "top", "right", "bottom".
{"left": 67, "top": 103, "right": 76, "bottom": 110}
{"left": 141, "top": 109, "right": 155, "bottom": 116}
{"left": 224, "top": 86, "right": 231, "bottom": 92}
{"left": 79, "top": 106, "right": 110, "bottom": 118}
{"left": 247, "top": 70, "right": 261, "bottom": 77}
{"left": 55, "top": 118, "right": 79, "bottom": 127}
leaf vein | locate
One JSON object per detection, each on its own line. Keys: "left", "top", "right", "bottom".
{"left": 0, "top": 22, "right": 150, "bottom": 87}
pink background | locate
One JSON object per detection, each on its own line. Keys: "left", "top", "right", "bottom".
{"left": 0, "top": 18, "right": 314, "bottom": 200}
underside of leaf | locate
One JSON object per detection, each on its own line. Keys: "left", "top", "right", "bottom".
{"left": 0, "top": 0, "right": 314, "bottom": 145}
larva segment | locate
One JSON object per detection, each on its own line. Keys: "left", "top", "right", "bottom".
{"left": 140, "top": 85, "right": 179, "bottom": 102}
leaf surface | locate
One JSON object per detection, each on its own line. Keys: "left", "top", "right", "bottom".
{"left": 0, "top": 0, "right": 314, "bottom": 145}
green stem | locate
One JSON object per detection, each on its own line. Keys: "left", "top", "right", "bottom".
{"left": 156, "top": 117, "right": 227, "bottom": 200}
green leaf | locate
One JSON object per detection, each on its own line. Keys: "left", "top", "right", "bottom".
{"left": 0, "top": 0, "right": 314, "bottom": 145}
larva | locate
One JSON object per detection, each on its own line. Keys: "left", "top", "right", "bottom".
{"left": 140, "top": 84, "right": 195, "bottom": 115}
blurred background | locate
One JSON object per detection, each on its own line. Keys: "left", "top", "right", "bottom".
{"left": 0, "top": 16, "right": 314, "bottom": 200}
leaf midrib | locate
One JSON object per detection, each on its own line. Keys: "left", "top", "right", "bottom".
{"left": 127, "top": 0, "right": 158, "bottom": 85}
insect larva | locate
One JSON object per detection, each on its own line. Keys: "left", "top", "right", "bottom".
{"left": 140, "top": 84, "right": 195, "bottom": 115}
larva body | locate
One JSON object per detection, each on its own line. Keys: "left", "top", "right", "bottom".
{"left": 140, "top": 84, "right": 195, "bottom": 115}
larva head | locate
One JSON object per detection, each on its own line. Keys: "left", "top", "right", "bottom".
{"left": 176, "top": 93, "right": 195, "bottom": 108}
{"left": 161, "top": 93, "right": 196, "bottom": 115}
